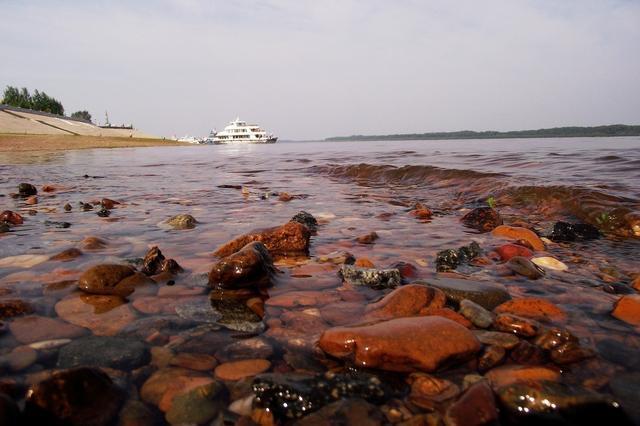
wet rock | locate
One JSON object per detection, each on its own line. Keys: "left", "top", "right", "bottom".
{"left": 210, "top": 296, "right": 264, "bottom": 332}
{"left": 436, "top": 241, "right": 482, "bottom": 272}
{"left": 57, "top": 336, "right": 150, "bottom": 370}
{"left": 118, "top": 399, "right": 160, "bottom": 426}
{"left": 494, "top": 313, "right": 540, "bottom": 337}
{"left": 0, "top": 210, "right": 23, "bottom": 225}
{"left": 9, "top": 315, "right": 86, "bottom": 344}
{"left": 532, "top": 256, "right": 569, "bottom": 272}
{"left": 494, "top": 243, "right": 533, "bottom": 261}
{"left": 420, "top": 306, "right": 473, "bottom": 328}
{"left": 166, "top": 214, "right": 197, "bottom": 229}
{"left": 215, "top": 359, "right": 271, "bottom": 381}
{"left": 63, "top": 203, "right": 72, "bottom": 212}
{"left": 317, "top": 250, "right": 355, "bottom": 265}
{"left": 82, "top": 236, "right": 107, "bottom": 250}
{"left": 253, "top": 371, "right": 391, "bottom": 421}
{"left": 417, "top": 278, "right": 511, "bottom": 310}
{"left": 407, "top": 373, "right": 460, "bottom": 409}
{"left": 459, "top": 299, "right": 495, "bottom": 328}
{"left": 291, "top": 211, "right": 318, "bottom": 232}
{"left": 0, "top": 346, "right": 37, "bottom": 371}
{"left": 164, "top": 381, "right": 226, "bottom": 425}
{"left": 0, "top": 254, "right": 50, "bottom": 268}
{"left": 486, "top": 365, "right": 560, "bottom": 389}
{"left": 0, "top": 299, "right": 35, "bottom": 319}
{"left": 506, "top": 256, "right": 545, "bottom": 279}
{"left": 214, "top": 221, "right": 311, "bottom": 257}
{"left": 478, "top": 345, "right": 506, "bottom": 372}
{"left": 319, "top": 316, "right": 480, "bottom": 372}
{"left": 295, "top": 398, "right": 384, "bottom": 426}
{"left": 0, "top": 223, "right": 9, "bottom": 233}
{"left": 79, "top": 201, "right": 93, "bottom": 211}
{"left": 24, "top": 367, "right": 125, "bottom": 426}
{"left": 169, "top": 352, "right": 217, "bottom": 371}
{"left": 364, "top": 284, "right": 445, "bottom": 320}
{"left": 55, "top": 294, "right": 137, "bottom": 336}
{"left": 445, "top": 381, "right": 498, "bottom": 426}
{"left": 25, "top": 195, "right": 38, "bottom": 205}
{"left": 339, "top": 265, "right": 401, "bottom": 289}
{"left": 100, "top": 198, "right": 118, "bottom": 209}
{"left": 473, "top": 330, "right": 520, "bottom": 349}
{"left": 18, "top": 182, "right": 37, "bottom": 196}
{"left": 0, "top": 393, "right": 20, "bottom": 426}
{"left": 492, "top": 225, "right": 545, "bottom": 251}
{"left": 78, "top": 264, "right": 137, "bottom": 297}
{"left": 356, "top": 231, "right": 379, "bottom": 244}
{"left": 611, "top": 294, "right": 640, "bottom": 326}
{"left": 50, "top": 247, "right": 83, "bottom": 262}
{"left": 494, "top": 298, "right": 566, "bottom": 322}
{"left": 141, "top": 246, "right": 164, "bottom": 275}
{"left": 610, "top": 372, "right": 640, "bottom": 425}
{"left": 549, "top": 221, "right": 600, "bottom": 242}
{"left": 44, "top": 220, "right": 71, "bottom": 228}
{"left": 96, "top": 207, "right": 110, "bottom": 217}
{"left": 497, "top": 381, "right": 632, "bottom": 425}
{"left": 509, "top": 340, "right": 548, "bottom": 364}
{"left": 209, "top": 242, "right": 276, "bottom": 289}
{"left": 215, "top": 337, "right": 274, "bottom": 363}
{"left": 140, "top": 367, "right": 215, "bottom": 412}
{"left": 461, "top": 207, "right": 503, "bottom": 232}
{"left": 355, "top": 257, "right": 375, "bottom": 268}
{"left": 409, "top": 202, "right": 433, "bottom": 220}
{"left": 389, "top": 261, "right": 418, "bottom": 280}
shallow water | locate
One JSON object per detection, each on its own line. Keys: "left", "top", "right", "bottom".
{"left": 1, "top": 137, "right": 639, "bottom": 423}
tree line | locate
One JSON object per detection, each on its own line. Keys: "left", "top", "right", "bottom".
{"left": 1, "top": 86, "right": 92, "bottom": 123}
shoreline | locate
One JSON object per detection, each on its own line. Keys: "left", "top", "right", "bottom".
{"left": 0, "top": 134, "right": 189, "bottom": 152}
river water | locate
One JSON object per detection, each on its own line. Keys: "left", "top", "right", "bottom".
{"left": 0, "top": 137, "right": 639, "bottom": 424}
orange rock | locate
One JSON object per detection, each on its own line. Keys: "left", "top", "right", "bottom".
{"left": 54, "top": 294, "right": 136, "bottom": 336}
{"left": 408, "top": 373, "right": 460, "bottom": 409}
{"left": 419, "top": 307, "right": 473, "bottom": 328}
{"left": 140, "top": 367, "right": 214, "bottom": 412}
{"left": 209, "top": 242, "right": 275, "bottom": 289}
{"left": 25, "top": 196, "right": 38, "bottom": 205}
{"left": 0, "top": 210, "right": 23, "bottom": 225}
{"left": 50, "top": 248, "right": 83, "bottom": 262}
{"left": 631, "top": 276, "right": 640, "bottom": 291}
{"left": 494, "top": 298, "right": 566, "bottom": 322}
{"left": 214, "top": 221, "right": 310, "bottom": 257}
{"left": 214, "top": 359, "right": 271, "bottom": 381}
{"left": 611, "top": 295, "right": 640, "bottom": 326}
{"left": 494, "top": 244, "right": 533, "bottom": 261}
{"left": 82, "top": 236, "right": 108, "bottom": 250}
{"left": 364, "top": 284, "right": 446, "bottom": 320}
{"left": 491, "top": 225, "right": 545, "bottom": 251}
{"left": 354, "top": 258, "right": 375, "bottom": 268}
{"left": 355, "top": 232, "right": 379, "bottom": 244}
{"left": 318, "top": 316, "right": 480, "bottom": 372}
{"left": 265, "top": 290, "right": 340, "bottom": 308}
{"left": 485, "top": 365, "right": 560, "bottom": 389}
{"left": 9, "top": 315, "right": 86, "bottom": 344}
{"left": 278, "top": 192, "right": 293, "bottom": 202}
{"left": 169, "top": 353, "right": 217, "bottom": 371}
{"left": 445, "top": 382, "right": 498, "bottom": 426}
{"left": 41, "top": 185, "right": 57, "bottom": 192}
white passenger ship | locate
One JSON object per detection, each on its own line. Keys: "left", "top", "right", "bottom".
{"left": 209, "top": 118, "right": 277, "bottom": 144}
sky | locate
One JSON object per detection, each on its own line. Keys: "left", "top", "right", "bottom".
{"left": 1, "top": 0, "right": 639, "bottom": 140}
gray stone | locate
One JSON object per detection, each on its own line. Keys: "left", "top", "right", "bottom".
{"left": 459, "top": 299, "right": 495, "bottom": 328}
{"left": 340, "top": 265, "right": 401, "bottom": 289}
{"left": 165, "top": 381, "right": 227, "bottom": 425}
{"left": 416, "top": 278, "right": 511, "bottom": 310}
{"left": 57, "top": 336, "right": 150, "bottom": 370}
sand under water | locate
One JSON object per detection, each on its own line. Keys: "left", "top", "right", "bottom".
{"left": 0, "top": 137, "right": 639, "bottom": 425}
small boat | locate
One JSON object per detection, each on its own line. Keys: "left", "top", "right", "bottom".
{"left": 210, "top": 118, "right": 277, "bottom": 144}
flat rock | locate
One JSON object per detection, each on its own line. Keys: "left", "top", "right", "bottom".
{"left": 140, "top": 367, "right": 215, "bottom": 412}
{"left": 214, "top": 221, "right": 311, "bottom": 257}
{"left": 495, "top": 298, "right": 566, "bottom": 322}
{"left": 492, "top": 225, "right": 545, "bottom": 251}
{"left": 485, "top": 365, "right": 560, "bottom": 389}
{"left": 169, "top": 352, "right": 218, "bottom": 371}
{"left": 318, "top": 316, "right": 480, "bottom": 372}
{"left": 339, "top": 265, "right": 401, "bottom": 289}
{"left": 416, "top": 278, "right": 511, "bottom": 310}
{"left": 57, "top": 335, "right": 150, "bottom": 370}
{"left": 55, "top": 294, "right": 137, "bottom": 336}
{"left": 77, "top": 264, "right": 136, "bottom": 297}
{"left": 612, "top": 294, "right": 640, "bottom": 326}
{"left": 9, "top": 315, "right": 86, "bottom": 344}
{"left": 0, "top": 299, "right": 35, "bottom": 319}
{"left": 461, "top": 207, "right": 502, "bottom": 232}
{"left": 364, "top": 284, "right": 446, "bottom": 320}
{"left": 214, "top": 359, "right": 271, "bottom": 381}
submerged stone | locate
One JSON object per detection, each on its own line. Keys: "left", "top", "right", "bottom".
{"left": 506, "top": 256, "right": 545, "bottom": 279}
{"left": 461, "top": 207, "right": 503, "bottom": 232}
{"left": 364, "top": 284, "right": 446, "bottom": 320}
{"left": 339, "top": 265, "right": 401, "bottom": 289}
{"left": 435, "top": 241, "right": 482, "bottom": 272}
{"left": 0, "top": 210, "right": 23, "bottom": 225}
{"left": 417, "top": 278, "right": 511, "bottom": 310}
{"left": 549, "top": 221, "right": 600, "bottom": 242}
{"left": 57, "top": 335, "right": 150, "bottom": 370}
{"left": 165, "top": 381, "right": 227, "bottom": 425}
{"left": 492, "top": 225, "right": 545, "bottom": 251}
{"left": 77, "top": 264, "right": 136, "bottom": 297}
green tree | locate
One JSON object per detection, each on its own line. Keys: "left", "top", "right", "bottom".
{"left": 2, "top": 86, "right": 64, "bottom": 115}
{"left": 71, "top": 110, "right": 92, "bottom": 123}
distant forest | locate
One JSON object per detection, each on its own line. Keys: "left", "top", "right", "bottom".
{"left": 325, "top": 124, "right": 640, "bottom": 142}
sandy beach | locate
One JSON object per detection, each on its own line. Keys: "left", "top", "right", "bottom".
{"left": 0, "top": 134, "right": 187, "bottom": 152}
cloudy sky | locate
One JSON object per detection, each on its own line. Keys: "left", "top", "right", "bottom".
{"left": 1, "top": 0, "right": 639, "bottom": 139}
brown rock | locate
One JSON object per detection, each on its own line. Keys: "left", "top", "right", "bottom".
{"left": 55, "top": 294, "right": 136, "bottom": 336}
{"left": 445, "top": 382, "right": 498, "bottom": 426}
{"left": 131, "top": 296, "right": 199, "bottom": 315}
{"left": 473, "top": 330, "right": 520, "bottom": 349}
{"left": 209, "top": 241, "right": 275, "bottom": 289}
{"left": 320, "top": 301, "right": 366, "bottom": 326}
{"left": 478, "top": 345, "right": 506, "bottom": 372}
{"left": 265, "top": 290, "right": 340, "bottom": 308}
{"left": 0, "top": 345, "right": 37, "bottom": 371}
{"left": 82, "top": 236, "right": 107, "bottom": 250}
{"left": 25, "top": 195, "right": 38, "bottom": 205}
{"left": 491, "top": 225, "right": 545, "bottom": 251}
{"left": 364, "top": 284, "right": 446, "bottom": 320}
{"left": 354, "top": 258, "right": 375, "bottom": 268}
{"left": 278, "top": 192, "right": 293, "bottom": 202}
{"left": 0, "top": 210, "right": 23, "bottom": 225}
{"left": 100, "top": 198, "right": 118, "bottom": 209}
{"left": 140, "top": 367, "right": 214, "bottom": 412}
{"left": 214, "top": 221, "right": 311, "bottom": 257}
{"left": 318, "top": 316, "right": 481, "bottom": 372}
{"left": 494, "top": 313, "right": 540, "bottom": 337}
{"left": 280, "top": 310, "right": 328, "bottom": 334}
{"left": 9, "top": 315, "right": 86, "bottom": 344}
{"left": 214, "top": 359, "right": 271, "bottom": 381}
{"left": 50, "top": 248, "right": 84, "bottom": 262}
{"left": 612, "top": 294, "right": 640, "bottom": 326}
{"left": 494, "top": 298, "right": 566, "bottom": 322}
{"left": 0, "top": 299, "right": 34, "bottom": 319}
{"left": 355, "top": 231, "right": 379, "bottom": 244}
{"left": 631, "top": 275, "right": 640, "bottom": 291}
{"left": 509, "top": 340, "right": 548, "bottom": 365}
{"left": 494, "top": 244, "right": 533, "bottom": 261}
{"left": 419, "top": 307, "right": 473, "bottom": 328}
{"left": 485, "top": 365, "right": 560, "bottom": 389}
{"left": 461, "top": 207, "right": 503, "bottom": 232}
{"left": 77, "top": 264, "right": 136, "bottom": 297}
{"left": 169, "top": 353, "right": 218, "bottom": 371}
{"left": 408, "top": 373, "right": 460, "bottom": 409}
{"left": 141, "top": 246, "right": 165, "bottom": 275}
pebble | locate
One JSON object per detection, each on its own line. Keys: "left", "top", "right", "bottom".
{"left": 460, "top": 207, "right": 503, "bottom": 232}
{"left": 28, "top": 338, "right": 72, "bottom": 350}
{"left": 0, "top": 254, "right": 49, "bottom": 269}
{"left": 49, "top": 247, "right": 83, "bottom": 262}
{"left": 355, "top": 257, "right": 375, "bottom": 268}
{"left": 82, "top": 236, "right": 107, "bottom": 250}
{"left": 531, "top": 256, "right": 568, "bottom": 271}
{"left": 339, "top": 265, "right": 401, "bottom": 289}
{"left": 215, "top": 359, "right": 271, "bottom": 381}
{"left": 611, "top": 294, "right": 640, "bottom": 326}
{"left": 0, "top": 210, "right": 24, "bottom": 225}
{"left": 445, "top": 382, "right": 498, "bottom": 426}
{"left": 506, "top": 256, "right": 545, "bottom": 279}
{"left": 9, "top": 315, "right": 86, "bottom": 344}
{"left": 18, "top": 182, "right": 37, "bottom": 196}
{"left": 57, "top": 335, "right": 150, "bottom": 370}
{"left": 491, "top": 225, "right": 545, "bottom": 251}
{"left": 265, "top": 290, "right": 340, "bottom": 308}
{"left": 165, "top": 381, "right": 226, "bottom": 425}
{"left": 364, "top": 284, "right": 446, "bottom": 320}
{"left": 478, "top": 345, "right": 506, "bottom": 372}
{"left": 459, "top": 299, "right": 495, "bottom": 328}
{"left": 408, "top": 373, "right": 460, "bottom": 409}
{"left": 317, "top": 250, "right": 355, "bottom": 265}
{"left": 140, "top": 367, "right": 215, "bottom": 412}
{"left": 319, "top": 316, "right": 480, "bottom": 372}
{"left": 0, "top": 345, "right": 37, "bottom": 371}
{"left": 485, "top": 365, "right": 560, "bottom": 389}
{"left": 209, "top": 241, "right": 275, "bottom": 289}
{"left": 0, "top": 299, "right": 35, "bottom": 319}
{"left": 169, "top": 352, "right": 218, "bottom": 371}
{"left": 214, "top": 221, "right": 310, "bottom": 257}
{"left": 296, "top": 398, "right": 385, "bottom": 425}
{"left": 25, "top": 195, "right": 38, "bottom": 205}
{"left": 494, "top": 313, "right": 540, "bottom": 337}
{"left": 417, "top": 277, "right": 511, "bottom": 310}
{"left": 494, "top": 243, "right": 533, "bottom": 261}
{"left": 472, "top": 330, "right": 520, "bottom": 349}
{"left": 356, "top": 231, "right": 379, "bottom": 244}
{"left": 166, "top": 214, "right": 197, "bottom": 229}
{"left": 77, "top": 264, "right": 136, "bottom": 297}
{"left": 494, "top": 298, "right": 566, "bottom": 322}
{"left": 215, "top": 337, "right": 274, "bottom": 363}
{"left": 55, "top": 294, "right": 137, "bottom": 336}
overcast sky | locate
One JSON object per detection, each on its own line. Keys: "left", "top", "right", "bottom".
{"left": 1, "top": 0, "right": 639, "bottom": 139}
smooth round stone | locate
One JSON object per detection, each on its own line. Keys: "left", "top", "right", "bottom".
{"left": 491, "top": 225, "right": 545, "bottom": 251}
{"left": 408, "top": 373, "right": 460, "bottom": 409}
{"left": 459, "top": 299, "right": 494, "bottom": 328}
{"left": 612, "top": 295, "right": 640, "bottom": 326}
{"left": 175, "top": 299, "right": 222, "bottom": 323}
{"left": 49, "top": 248, "right": 84, "bottom": 262}
{"left": 485, "top": 365, "right": 560, "bottom": 389}
{"left": 0, "top": 299, "right": 35, "bottom": 319}
{"left": 494, "top": 298, "right": 566, "bottom": 322}
{"left": 0, "top": 255, "right": 49, "bottom": 269}
{"left": 169, "top": 352, "right": 218, "bottom": 371}
{"left": 265, "top": 290, "right": 341, "bottom": 308}
{"left": 24, "top": 367, "right": 124, "bottom": 426}
{"left": 506, "top": 256, "right": 545, "bottom": 279}
{"left": 364, "top": 284, "right": 446, "bottom": 320}
{"left": 0, "top": 346, "right": 37, "bottom": 371}
{"left": 166, "top": 214, "right": 197, "bottom": 229}
{"left": 165, "top": 382, "right": 226, "bottom": 425}
{"left": 214, "top": 359, "right": 271, "bottom": 381}
{"left": 445, "top": 382, "right": 498, "bottom": 426}
{"left": 77, "top": 264, "right": 136, "bottom": 297}
{"left": 416, "top": 278, "right": 511, "bottom": 311}
{"left": 460, "top": 207, "right": 503, "bottom": 232}
{"left": 215, "top": 337, "right": 274, "bottom": 363}
{"left": 494, "top": 313, "right": 540, "bottom": 337}
{"left": 9, "top": 315, "right": 86, "bottom": 344}
{"left": 532, "top": 256, "right": 568, "bottom": 272}
{"left": 294, "top": 398, "right": 384, "bottom": 426}
{"left": 55, "top": 294, "right": 137, "bottom": 336}
{"left": 57, "top": 336, "right": 150, "bottom": 370}
{"left": 472, "top": 330, "right": 520, "bottom": 349}
{"left": 140, "top": 368, "right": 215, "bottom": 412}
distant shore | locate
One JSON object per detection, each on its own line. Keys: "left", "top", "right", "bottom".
{"left": 0, "top": 134, "right": 187, "bottom": 152}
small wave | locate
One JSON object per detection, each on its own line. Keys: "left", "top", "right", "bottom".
{"left": 594, "top": 155, "right": 625, "bottom": 162}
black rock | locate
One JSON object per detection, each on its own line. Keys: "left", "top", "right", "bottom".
{"left": 339, "top": 265, "right": 401, "bottom": 289}
{"left": 0, "top": 223, "right": 9, "bottom": 234}
{"left": 461, "top": 207, "right": 503, "bottom": 232}
{"left": 79, "top": 202, "right": 93, "bottom": 211}
{"left": 291, "top": 211, "right": 318, "bottom": 232}
{"left": 294, "top": 398, "right": 384, "bottom": 426}
{"left": 57, "top": 336, "right": 150, "bottom": 370}
{"left": 436, "top": 241, "right": 481, "bottom": 272}
{"left": 0, "top": 393, "right": 19, "bottom": 426}
{"left": 18, "top": 183, "right": 37, "bottom": 196}
{"left": 549, "top": 221, "right": 600, "bottom": 242}
{"left": 44, "top": 220, "right": 71, "bottom": 228}
{"left": 96, "top": 207, "right": 110, "bottom": 217}
{"left": 142, "top": 246, "right": 165, "bottom": 275}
